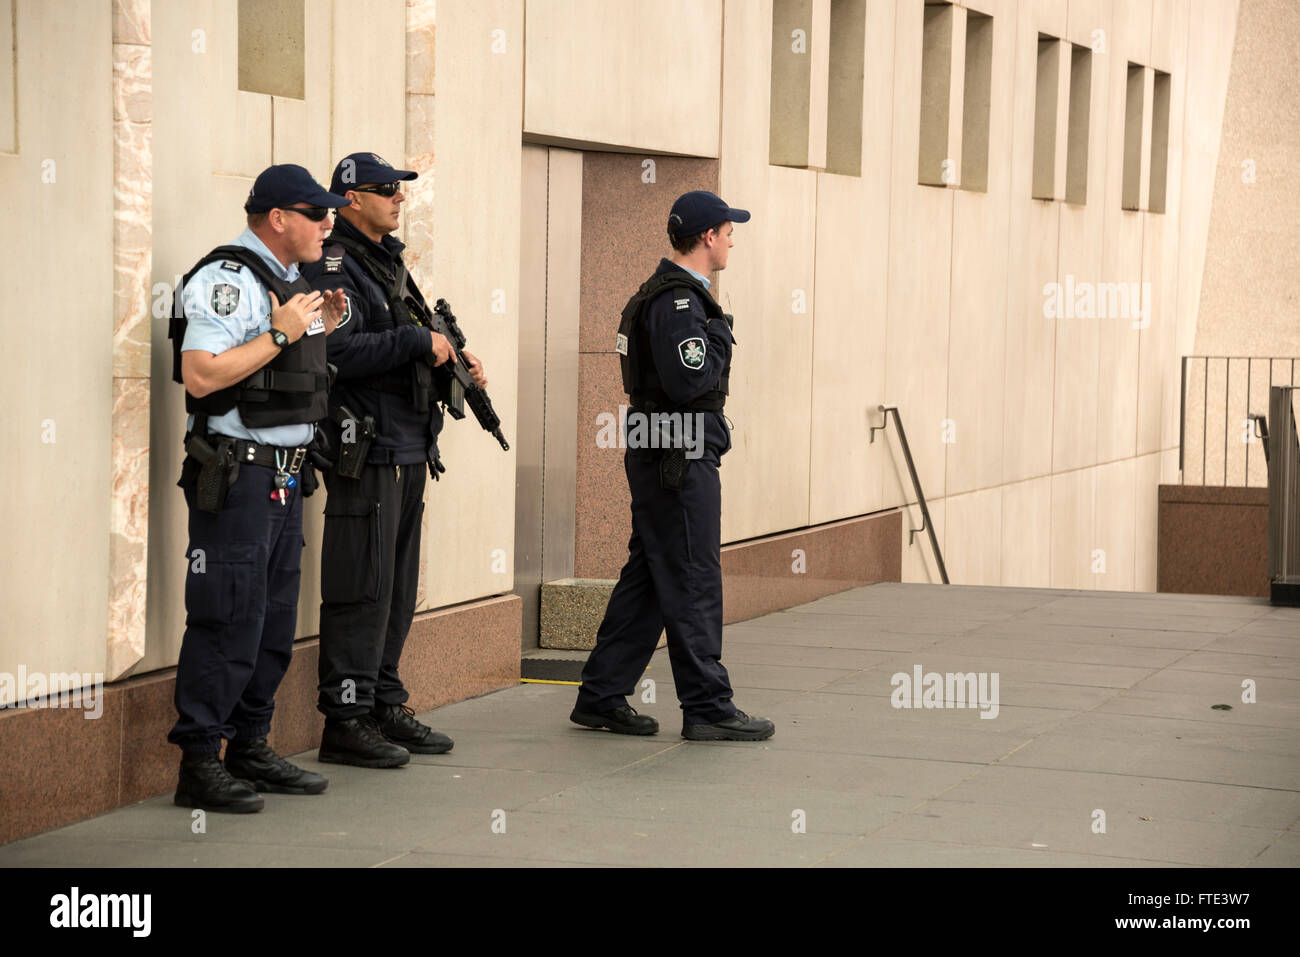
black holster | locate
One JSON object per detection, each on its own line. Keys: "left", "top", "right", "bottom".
{"left": 659, "top": 446, "right": 688, "bottom": 491}
{"left": 333, "top": 405, "right": 376, "bottom": 480}
{"left": 184, "top": 434, "right": 240, "bottom": 513}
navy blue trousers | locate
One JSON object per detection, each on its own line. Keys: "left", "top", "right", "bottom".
{"left": 576, "top": 450, "right": 736, "bottom": 725}
{"left": 170, "top": 462, "right": 304, "bottom": 754}
{"left": 316, "top": 463, "right": 425, "bottom": 719}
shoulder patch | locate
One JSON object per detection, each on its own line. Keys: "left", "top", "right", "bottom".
{"left": 335, "top": 293, "right": 352, "bottom": 331}
{"left": 209, "top": 282, "right": 241, "bottom": 317}
{"left": 323, "top": 245, "right": 344, "bottom": 274}
{"left": 678, "top": 336, "right": 706, "bottom": 370}
{"left": 220, "top": 260, "right": 244, "bottom": 273}
{"left": 674, "top": 297, "right": 691, "bottom": 311}
{"left": 615, "top": 332, "right": 628, "bottom": 356}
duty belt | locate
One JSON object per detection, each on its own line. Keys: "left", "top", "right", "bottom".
{"left": 215, "top": 436, "right": 308, "bottom": 473}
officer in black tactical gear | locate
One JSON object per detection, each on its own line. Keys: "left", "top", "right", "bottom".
{"left": 169, "top": 164, "right": 350, "bottom": 812}
{"left": 299, "top": 152, "right": 488, "bottom": 768}
{"left": 571, "top": 190, "right": 775, "bottom": 742}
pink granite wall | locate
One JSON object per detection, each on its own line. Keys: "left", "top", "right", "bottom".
{"left": 574, "top": 153, "right": 720, "bottom": 579}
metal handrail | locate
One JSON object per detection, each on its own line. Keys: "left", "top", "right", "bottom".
{"left": 871, "top": 405, "right": 949, "bottom": 584}
{"left": 1267, "top": 386, "right": 1300, "bottom": 603}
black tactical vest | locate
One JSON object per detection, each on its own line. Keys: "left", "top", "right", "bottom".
{"left": 169, "top": 245, "right": 329, "bottom": 429}
{"left": 617, "top": 269, "right": 730, "bottom": 412}
{"left": 326, "top": 233, "right": 435, "bottom": 413}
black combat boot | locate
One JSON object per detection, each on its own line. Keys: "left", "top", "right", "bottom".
{"left": 224, "top": 738, "right": 328, "bottom": 794}
{"left": 371, "top": 703, "right": 454, "bottom": 754}
{"left": 682, "top": 709, "right": 776, "bottom": 741}
{"left": 318, "top": 715, "right": 411, "bottom": 768}
{"left": 174, "top": 752, "right": 265, "bottom": 813}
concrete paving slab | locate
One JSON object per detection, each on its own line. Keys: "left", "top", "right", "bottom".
{"left": 1096, "top": 685, "right": 1300, "bottom": 729}
{"left": 608, "top": 741, "right": 982, "bottom": 797}
{"left": 1017, "top": 605, "right": 1251, "bottom": 634}
{"left": 918, "top": 633, "right": 1190, "bottom": 669}
{"left": 1003, "top": 712, "right": 1300, "bottom": 790}
{"left": 1162, "top": 650, "right": 1300, "bottom": 680}
{"left": 1245, "top": 830, "right": 1300, "bottom": 866}
{"left": 719, "top": 661, "right": 861, "bottom": 692}
{"left": 1202, "top": 633, "right": 1300, "bottom": 658}
{"left": 718, "top": 642, "right": 893, "bottom": 670}
{"left": 964, "top": 619, "right": 1220, "bottom": 650}
{"left": 376, "top": 851, "right": 602, "bottom": 867}
{"left": 1231, "top": 616, "right": 1300, "bottom": 638}
{"left": 817, "top": 669, "right": 1124, "bottom": 712}
{"left": 816, "top": 837, "right": 1187, "bottom": 867}
{"left": 517, "top": 779, "right": 916, "bottom": 835}
{"left": 0, "top": 833, "right": 387, "bottom": 868}
{"left": 819, "top": 650, "right": 1157, "bottom": 691}
{"left": 869, "top": 799, "right": 1281, "bottom": 866}
{"left": 931, "top": 764, "right": 1300, "bottom": 830}
{"left": 422, "top": 810, "right": 849, "bottom": 866}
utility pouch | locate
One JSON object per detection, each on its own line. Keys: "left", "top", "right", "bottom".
{"left": 659, "top": 446, "right": 688, "bottom": 492}
{"left": 333, "top": 405, "right": 375, "bottom": 480}
{"left": 412, "top": 360, "right": 435, "bottom": 413}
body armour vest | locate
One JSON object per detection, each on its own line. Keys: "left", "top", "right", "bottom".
{"left": 617, "top": 270, "right": 730, "bottom": 412}
{"left": 326, "top": 233, "right": 435, "bottom": 413}
{"left": 169, "top": 245, "right": 329, "bottom": 429}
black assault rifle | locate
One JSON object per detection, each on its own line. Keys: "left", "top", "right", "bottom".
{"left": 427, "top": 298, "right": 510, "bottom": 452}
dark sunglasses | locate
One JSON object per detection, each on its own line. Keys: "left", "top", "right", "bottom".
{"left": 352, "top": 182, "right": 401, "bottom": 198}
{"left": 277, "top": 205, "right": 332, "bottom": 222}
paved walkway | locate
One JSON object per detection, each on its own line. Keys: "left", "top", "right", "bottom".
{"left": 2, "top": 583, "right": 1297, "bottom": 867}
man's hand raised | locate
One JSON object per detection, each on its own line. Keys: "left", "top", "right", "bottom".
{"left": 268, "top": 290, "right": 324, "bottom": 343}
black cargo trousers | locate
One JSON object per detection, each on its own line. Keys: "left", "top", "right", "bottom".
{"left": 316, "top": 461, "right": 427, "bottom": 719}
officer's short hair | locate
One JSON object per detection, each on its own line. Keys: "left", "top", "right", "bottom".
{"left": 247, "top": 211, "right": 269, "bottom": 228}
{"left": 668, "top": 222, "right": 721, "bottom": 255}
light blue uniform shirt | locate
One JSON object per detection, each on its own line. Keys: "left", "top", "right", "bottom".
{"left": 678, "top": 263, "right": 710, "bottom": 289}
{"left": 181, "top": 228, "right": 315, "bottom": 448}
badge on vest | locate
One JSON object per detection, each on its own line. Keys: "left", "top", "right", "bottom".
{"left": 306, "top": 315, "right": 326, "bottom": 336}
{"left": 678, "top": 337, "right": 706, "bottom": 370}
{"left": 209, "top": 283, "right": 241, "bottom": 317}
{"left": 615, "top": 332, "right": 628, "bottom": 356}
{"left": 674, "top": 298, "right": 691, "bottom": 311}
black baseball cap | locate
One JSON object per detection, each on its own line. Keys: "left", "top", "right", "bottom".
{"left": 244, "top": 164, "right": 350, "bottom": 213}
{"left": 330, "top": 152, "right": 419, "bottom": 195}
{"left": 667, "top": 190, "right": 751, "bottom": 240}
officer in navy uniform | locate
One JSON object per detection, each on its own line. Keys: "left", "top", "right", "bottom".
{"left": 299, "top": 152, "right": 487, "bottom": 768}
{"left": 571, "top": 190, "right": 775, "bottom": 742}
{"left": 169, "top": 165, "right": 350, "bottom": 812}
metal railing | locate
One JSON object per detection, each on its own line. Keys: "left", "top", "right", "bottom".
{"left": 1179, "top": 356, "right": 1298, "bottom": 486}
{"left": 871, "top": 405, "right": 949, "bottom": 584}
{"left": 1267, "top": 386, "right": 1300, "bottom": 604}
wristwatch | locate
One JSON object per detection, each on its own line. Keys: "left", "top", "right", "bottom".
{"left": 269, "top": 328, "right": 289, "bottom": 349}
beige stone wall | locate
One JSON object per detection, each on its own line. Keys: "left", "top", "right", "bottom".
{"left": 0, "top": 0, "right": 116, "bottom": 704}
{"left": 708, "top": 0, "right": 1239, "bottom": 591}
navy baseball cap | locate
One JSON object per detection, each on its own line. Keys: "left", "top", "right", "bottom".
{"left": 667, "top": 190, "right": 751, "bottom": 239}
{"left": 244, "top": 164, "right": 350, "bottom": 213}
{"left": 330, "top": 152, "right": 418, "bottom": 195}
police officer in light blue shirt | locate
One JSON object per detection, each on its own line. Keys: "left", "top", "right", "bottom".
{"left": 180, "top": 226, "right": 319, "bottom": 449}
{"left": 168, "top": 164, "right": 350, "bottom": 814}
